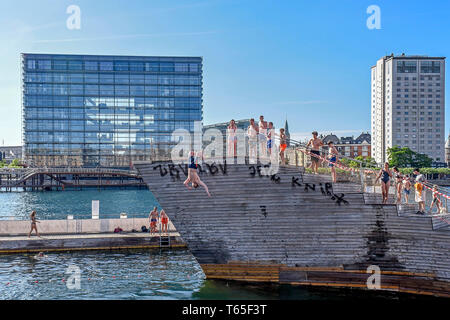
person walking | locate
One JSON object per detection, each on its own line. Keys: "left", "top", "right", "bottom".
{"left": 28, "top": 210, "right": 40, "bottom": 238}
{"left": 375, "top": 162, "right": 392, "bottom": 204}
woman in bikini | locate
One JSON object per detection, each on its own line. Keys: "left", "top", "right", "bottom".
{"left": 375, "top": 162, "right": 392, "bottom": 204}
{"left": 429, "top": 185, "right": 442, "bottom": 214}
{"left": 392, "top": 167, "right": 403, "bottom": 205}
{"left": 327, "top": 141, "right": 339, "bottom": 183}
{"left": 183, "top": 151, "right": 211, "bottom": 197}
{"left": 227, "top": 119, "right": 237, "bottom": 157}
{"left": 28, "top": 210, "right": 40, "bottom": 238}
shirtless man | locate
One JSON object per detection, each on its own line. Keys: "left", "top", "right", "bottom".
{"left": 149, "top": 207, "right": 159, "bottom": 234}
{"left": 258, "top": 115, "right": 268, "bottom": 157}
{"left": 306, "top": 131, "right": 324, "bottom": 174}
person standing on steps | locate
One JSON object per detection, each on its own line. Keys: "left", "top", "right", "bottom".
{"left": 375, "top": 162, "right": 392, "bottom": 204}
{"left": 258, "top": 115, "right": 268, "bottom": 157}
{"left": 227, "top": 119, "right": 237, "bottom": 157}
{"left": 327, "top": 141, "right": 338, "bottom": 183}
{"left": 247, "top": 118, "right": 259, "bottom": 162}
{"left": 429, "top": 185, "right": 442, "bottom": 215}
{"left": 279, "top": 128, "right": 287, "bottom": 165}
{"left": 414, "top": 168, "right": 426, "bottom": 215}
{"left": 403, "top": 176, "right": 411, "bottom": 204}
{"left": 306, "top": 131, "right": 324, "bottom": 174}
{"left": 392, "top": 167, "right": 403, "bottom": 205}
{"left": 266, "top": 122, "right": 274, "bottom": 156}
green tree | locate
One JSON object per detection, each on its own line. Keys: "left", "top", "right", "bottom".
{"left": 387, "top": 146, "right": 432, "bottom": 168}
{"left": 8, "top": 159, "right": 21, "bottom": 168}
{"left": 340, "top": 156, "right": 377, "bottom": 168}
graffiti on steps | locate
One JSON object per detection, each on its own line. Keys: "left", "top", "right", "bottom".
{"left": 152, "top": 163, "right": 348, "bottom": 205}
{"left": 153, "top": 162, "right": 227, "bottom": 180}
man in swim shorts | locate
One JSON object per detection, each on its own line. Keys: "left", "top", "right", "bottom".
{"left": 306, "top": 131, "right": 324, "bottom": 174}
{"left": 149, "top": 207, "right": 159, "bottom": 234}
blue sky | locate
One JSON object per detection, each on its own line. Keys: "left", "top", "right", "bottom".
{"left": 0, "top": 0, "right": 449, "bottom": 145}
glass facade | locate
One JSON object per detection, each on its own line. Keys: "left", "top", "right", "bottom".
{"left": 22, "top": 54, "right": 203, "bottom": 167}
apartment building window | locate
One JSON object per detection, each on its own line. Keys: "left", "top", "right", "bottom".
{"left": 397, "top": 61, "right": 417, "bottom": 73}
{"left": 420, "top": 61, "right": 440, "bottom": 73}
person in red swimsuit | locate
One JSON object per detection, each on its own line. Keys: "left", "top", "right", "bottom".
{"left": 160, "top": 209, "right": 169, "bottom": 234}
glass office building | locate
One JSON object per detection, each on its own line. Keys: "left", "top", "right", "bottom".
{"left": 22, "top": 53, "right": 203, "bottom": 167}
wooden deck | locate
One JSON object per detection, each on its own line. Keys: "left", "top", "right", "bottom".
{"left": 134, "top": 160, "right": 450, "bottom": 298}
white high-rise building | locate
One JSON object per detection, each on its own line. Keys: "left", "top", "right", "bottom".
{"left": 371, "top": 54, "right": 446, "bottom": 165}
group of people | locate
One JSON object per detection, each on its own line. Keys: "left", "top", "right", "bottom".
{"left": 375, "top": 164, "right": 442, "bottom": 215}
{"left": 227, "top": 116, "right": 288, "bottom": 164}
{"left": 305, "top": 131, "right": 339, "bottom": 182}
{"left": 148, "top": 207, "right": 169, "bottom": 234}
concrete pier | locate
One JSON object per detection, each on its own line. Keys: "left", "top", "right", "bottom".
{"left": 0, "top": 218, "right": 186, "bottom": 253}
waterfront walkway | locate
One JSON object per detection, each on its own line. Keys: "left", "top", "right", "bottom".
{"left": 0, "top": 217, "right": 186, "bottom": 253}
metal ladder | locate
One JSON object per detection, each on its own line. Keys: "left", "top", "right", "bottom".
{"left": 159, "top": 223, "right": 171, "bottom": 248}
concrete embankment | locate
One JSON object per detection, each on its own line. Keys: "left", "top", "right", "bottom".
{"left": 0, "top": 218, "right": 186, "bottom": 253}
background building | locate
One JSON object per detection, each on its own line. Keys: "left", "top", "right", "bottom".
{"left": 203, "top": 119, "right": 251, "bottom": 137}
{"left": 284, "top": 119, "right": 291, "bottom": 147}
{"left": 322, "top": 132, "right": 371, "bottom": 158}
{"left": 446, "top": 134, "right": 450, "bottom": 166}
{"left": 0, "top": 146, "right": 22, "bottom": 164}
{"left": 22, "top": 53, "right": 203, "bottom": 167}
{"left": 371, "top": 54, "right": 445, "bottom": 165}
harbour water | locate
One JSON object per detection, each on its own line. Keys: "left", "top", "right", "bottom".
{"left": 0, "top": 250, "right": 436, "bottom": 300}
{"left": 0, "top": 189, "right": 159, "bottom": 220}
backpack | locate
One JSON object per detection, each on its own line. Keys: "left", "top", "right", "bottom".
{"left": 141, "top": 225, "right": 148, "bottom": 232}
